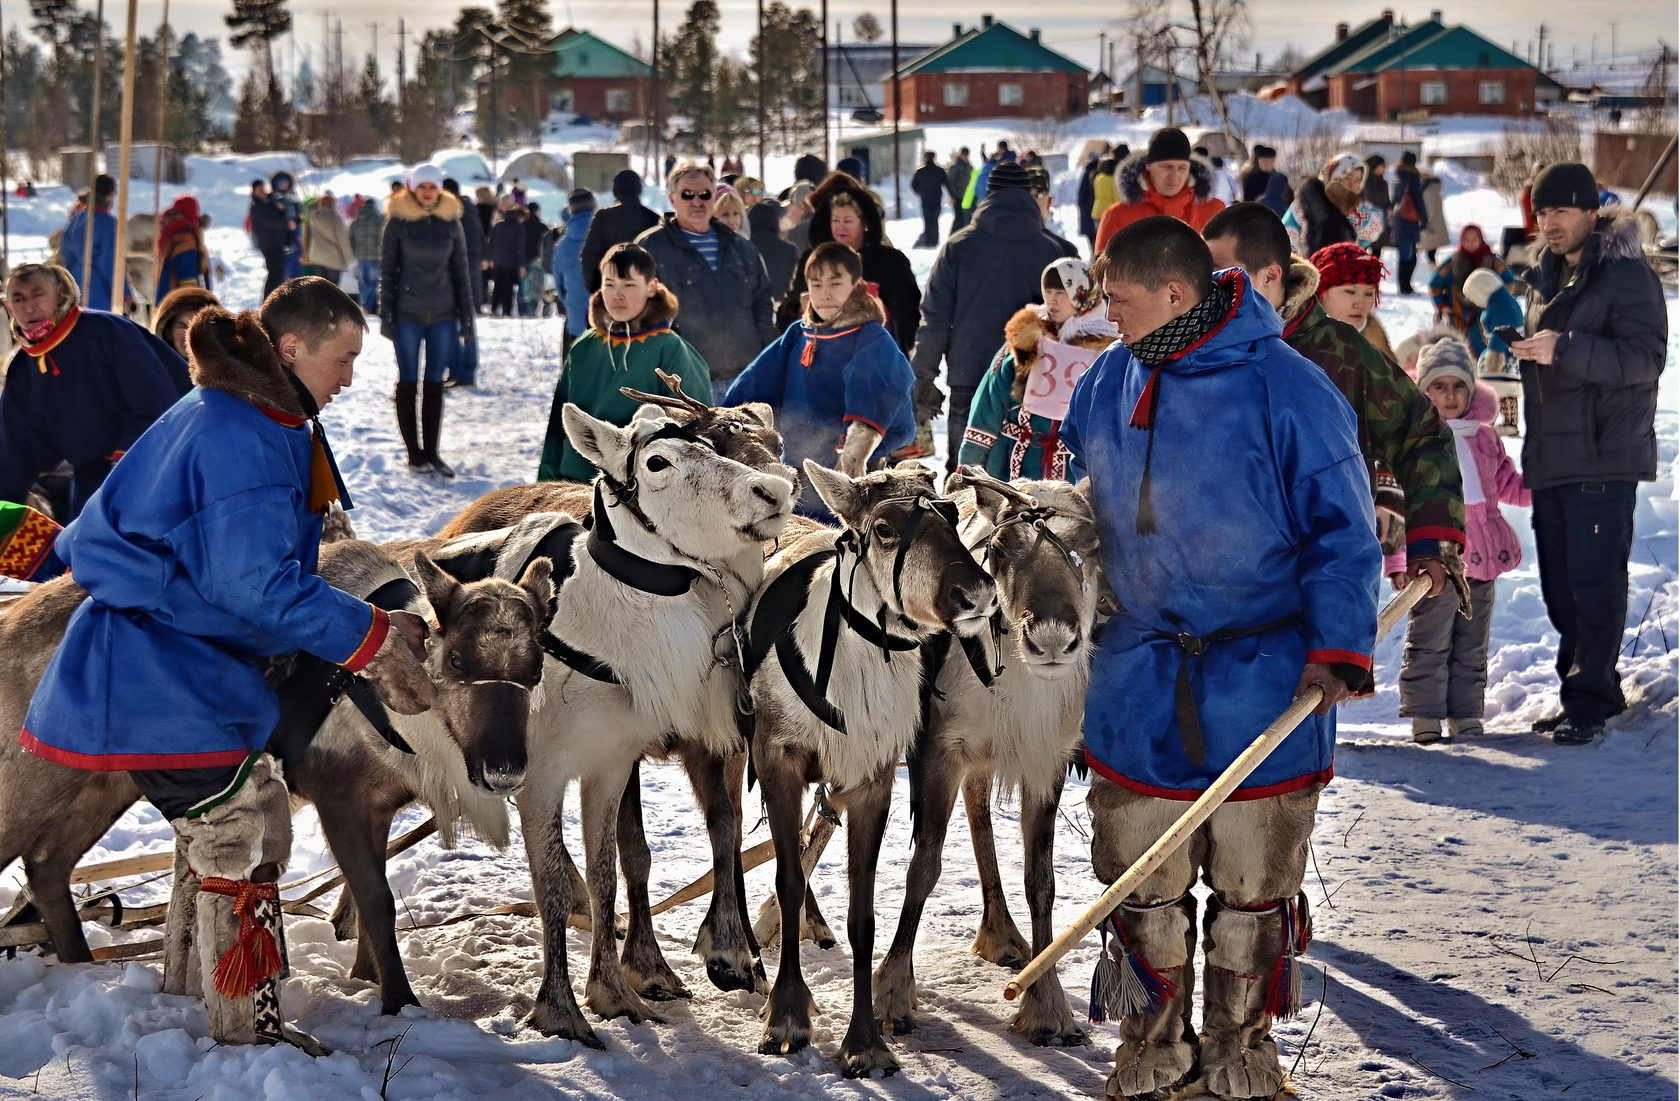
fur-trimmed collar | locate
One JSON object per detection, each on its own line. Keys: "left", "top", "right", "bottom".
{"left": 1117, "top": 154, "right": 1214, "bottom": 204}
{"left": 186, "top": 306, "right": 307, "bottom": 417}
{"left": 803, "top": 281, "right": 885, "bottom": 330}
{"left": 1279, "top": 256, "right": 1321, "bottom": 324}
{"left": 1591, "top": 207, "right": 1646, "bottom": 263}
{"left": 385, "top": 188, "right": 464, "bottom": 223}
{"left": 1005, "top": 304, "right": 1116, "bottom": 362}
{"left": 587, "top": 284, "right": 680, "bottom": 334}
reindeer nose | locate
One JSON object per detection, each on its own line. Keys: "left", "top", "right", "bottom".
{"left": 1023, "top": 620, "right": 1083, "bottom": 664}
{"left": 753, "top": 483, "right": 782, "bottom": 508}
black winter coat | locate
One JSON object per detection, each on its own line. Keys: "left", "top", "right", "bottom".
{"left": 1296, "top": 178, "right": 1358, "bottom": 257}
{"left": 248, "top": 194, "right": 292, "bottom": 253}
{"left": 379, "top": 189, "right": 475, "bottom": 332}
{"left": 634, "top": 214, "right": 775, "bottom": 384}
{"left": 748, "top": 200, "right": 799, "bottom": 300}
{"left": 580, "top": 199, "right": 661, "bottom": 293}
{"left": 454, "top": 196, "right": 485, "bottom": 308}
{"left": 1521, "top": 210, "right": 1667, "bottom": 489}
{"left": 912, "top": 163, "right": 949, "bottom": 206}
{"left": 487, "top": 214, "right": 527, "bottom": 271}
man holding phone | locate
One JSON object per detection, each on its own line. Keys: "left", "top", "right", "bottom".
{"left": 1510, "top": 162, "right": 1666, "bottom": 745}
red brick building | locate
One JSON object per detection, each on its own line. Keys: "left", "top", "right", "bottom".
{"left": 550, "top": 30, "right": 653, "bottom": 123}
{"left": 891, "top": 16, "right": 1088, "bottom": 123}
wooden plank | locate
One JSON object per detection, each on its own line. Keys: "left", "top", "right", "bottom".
{"left": 68, "top": 851, "right": 173, "bottom": 884}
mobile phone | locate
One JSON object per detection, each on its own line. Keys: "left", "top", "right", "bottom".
{"left": 1494, "top": 326, "right": 1525, "bottom": 345}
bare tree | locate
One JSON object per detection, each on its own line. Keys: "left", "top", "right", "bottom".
{"left": 1185, "top": 0, "right": 1250, "bottom": 138}
{"left": 852, "top": 12, "right": 883, "bottom": 43}
{"left": 1114, "top": 0, "right": 1172, "bottom": 118}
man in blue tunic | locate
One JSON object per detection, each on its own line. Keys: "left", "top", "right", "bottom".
{"left": 1063, "top": 217, "right": 1379, "bottom": 1100}
{"left": 20, "top": 277, "right": 435, "bottom": 1052}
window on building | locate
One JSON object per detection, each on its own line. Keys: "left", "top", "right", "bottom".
{"left": 1420, "top": 81, "right": 1447, "bottom": 105}
{"left": 999, "top": 83, "right": 1023, "bottom": 106}
{"left": 1478, "top": 81, "right": 1505, "bottom": 105}
{"left": 944, "top": 83, "right": 969, "bottom": 107}
{"left": 605, "top": 88, "right": 632, "bottom": 114}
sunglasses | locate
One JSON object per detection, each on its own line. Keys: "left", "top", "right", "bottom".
{"left": 678, "top": 189, "right": 714, "bottom": 202}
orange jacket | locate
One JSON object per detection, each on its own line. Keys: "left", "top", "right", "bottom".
{"left": 1095, "top": 157, "right": 1227, "bottom": 252}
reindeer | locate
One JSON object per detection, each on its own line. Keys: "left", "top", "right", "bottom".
{"left": 871, "top": 470, "right": 1107, "bottom": 1048}
{"left": 748, "top": 462, "right": 996, "bottom": 1077}
{"left": 0, "top": 540, "right": 554, "bottom": 1019}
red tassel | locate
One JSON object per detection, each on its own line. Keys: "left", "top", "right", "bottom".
{"left": 800, "top": 336, "right": 816, "bottom": 367}
{"left": 1129, "top": 368, "right": 1161, "bottom": 429}
{"left": 201, "top": 877, "right": 283, "bottom": 998}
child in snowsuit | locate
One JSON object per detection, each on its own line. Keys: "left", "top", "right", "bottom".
{"left": 1393, "top": 335, "right": 1529, "bottom": 742}
{"left": 959, "top": 258, "right": 1117, "bottom": 481}
{"left": 538, "top": 243, "right": 714, "bottom": 482}
{"left": 725, "top": 242, "right": 915, "bottom": 518}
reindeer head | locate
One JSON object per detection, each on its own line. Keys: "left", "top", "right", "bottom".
{"left": 948, "top": 469, "right": 1108, "bottom": 679}
{"left": 564, "top": 403, "right": 796, "bottom": 563}
{"left": 410, "top": 551, "right": 554, "bottom": 795}
{"left": 806, "top": 461, "right": 997, "bottom": 638}
{"left": 621, "top": 369, "right": 796, "bottom": 486}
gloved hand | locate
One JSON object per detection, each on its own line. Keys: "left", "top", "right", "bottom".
{"left": 360, "top": 609, "right": 435, "bottom": 715}
{"left": 913, "top": 377, "right": 946, "bottom": 424}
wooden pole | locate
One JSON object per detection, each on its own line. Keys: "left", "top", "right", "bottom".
{"left": 755, "top": 0, "right": 766, "bottom": 178}
{"left": 152, "top": 0, "right": 169, "bottom": 223}
{"left": 112, "top": 0, "right": 138, "bottom": 313}
{"left": 1003, "top": 575, "right": 1432, "bottom": 1002}
{"left": 889, "top": 0, "right": 900, "bottom": 216}
{"left": 82, "top": 0, "right": 105, "bottom": 302}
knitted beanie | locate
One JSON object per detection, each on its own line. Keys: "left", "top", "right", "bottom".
{"left": 1145, "top": 127, "right": 1193, "bottom": 164}
{"left": 1416, "top": 336, "right": 1477, "bottom": 393}
{"left": 1531, "top": 162, "right": 1600, "bottom": 210}
{"left": 988, "top": 161, "right": 1032, "bottom": 191}
{"left": 1310, "top": 242, "right": 1385, "bottom": 291}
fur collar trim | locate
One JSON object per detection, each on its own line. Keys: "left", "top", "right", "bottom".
{"left": 1117, "top": 154, "right": 1214, "bottom": 204}
{"left": 1279, "top": 257, "right": 1321, "bottom": 323}
{"left": 1593, "top": 208, "right": 1646, "bottom": 263}
{"left": 803, "top": 281, "right": 885, "bottom": 330}
{"left": 588, "top": 284, "right": 680, "bottom": 334}
{"left": 186, "top": 306, "right": 307, "bottom": 417}
{"left": 385, "top": 188, "right": 464, "bottom": 223}
{"left": 1005, "top": 306, "right": 1056, "bottom": 362}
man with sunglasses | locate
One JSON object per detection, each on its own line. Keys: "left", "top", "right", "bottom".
{"left": 636, "top": 161, "right": 776, "bottom": 388}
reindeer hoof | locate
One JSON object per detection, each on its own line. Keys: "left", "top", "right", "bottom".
{"left": 585, "top": 980, "right": 665, "bottom": 1026}
{"left": 523, "top": 1003, "right": 606, "bottom": 1049}
{"left": 840, "top": 1042, "right": 900, "bottom": 1079}
{"left": 379, "top": 990, "right": 422, "bottom": 1016}
{"left": 810, "top": 927, "right": 838, "bottom": 951}
{"left": 274, "top": 1027, "right": 333, "bottom": 1058}
{"left": 758, "top": 1023, "right": 811, "bottom": 1057}
{"left": 706, "top": 956, "right": 760, "bottom": 993}
{"left": 640, "top": 979, "right": 693, "bottom": 1002}
{"left": 881, "top": 1013, "right": 917, "bottom": 1035}
{"left": 1022, "top": 1021, "right": 1091, "bottom": 1048}
{"left": 971, "top": 925, "right": 1031, "bottom": 970}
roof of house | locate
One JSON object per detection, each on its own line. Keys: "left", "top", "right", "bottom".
{"left": 552, "top": 29, "right": 652, "bottom": 79}
{"left": 1327, "top": 21, "right": 1536, "bottom": 75}
{"left": 895, "top": 20, "right": 1088, "bottom": 77}
{"left": 1290, "top": 14, "right": 1396, "bottom": 81}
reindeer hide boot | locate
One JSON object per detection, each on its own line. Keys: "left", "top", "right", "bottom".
{"left": 394, "top": 381, "right": 423, "bottom": 468}
{"left": 1092, "top": 893, "right": 1198, "bottom": 1099}
{"left": 160, "top": 834, "right": 200, "bottom": 996}
{"left": 1196, "top": 892, "right": 1310, "bottom": 1100}
{"left": 419, "top": 381, "right": 455, "bottom": 478}
{"left": 172, "top": 756, "right": 327, "bottom": 1055}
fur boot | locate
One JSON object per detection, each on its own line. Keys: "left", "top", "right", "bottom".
{"left": 420, "top": 382, "right": 454, "bottom": 478}
{"left": 1102, "top": 893, "right": 1199, "bottom": 1099}
{"left": 1196, "top": 893, "right": 1310, "bottom": 1100}
{"left": 161, "top": 835, "right": 200, "bottom": 996}
{"left": 394, "top": 382, "right": 422, "bottom": 467}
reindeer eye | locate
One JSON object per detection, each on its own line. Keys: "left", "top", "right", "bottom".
{"left": 645, "top": 454, "right": 671, "bottom": 473}
{"left": 873, "top": 520, "right": 897, "bottom": 543}
{"left": 449, "top": 653, "right": 464, "bottom": 672}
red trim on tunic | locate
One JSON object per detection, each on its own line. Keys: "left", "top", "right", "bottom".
{"left": 1406, "top": 525, "right": 1467, "bottom": 549}
{"left": 19, "top": 729, "right": 253, "bottom": 772}
{"left": 22, "top": 306, "right": 82, "bottom": 367}
{"left": 1084, "top": 747, "right": 1333, "bottom": 802}
{"left": 253, "top": 404, "right": 307, "bottom": 428}
{"left": 340, "top": 607, "right": 389, "bottom": 671}
{"left": 841, "top": 414, "right": 886, "bottom": 436}
{"left": 1307, "top": 648, "right": 1371, "bottom": 670}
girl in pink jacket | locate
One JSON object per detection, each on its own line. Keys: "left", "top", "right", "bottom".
{"left": 1391, "top": 335, "right": 1530, "bottom": 743}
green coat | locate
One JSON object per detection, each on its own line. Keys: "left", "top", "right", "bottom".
{"left": 538, "top": 286, "right": 713, "bottom": 482}
{"left": 1279, "top": 260, "right": 1466, "bottom": 554}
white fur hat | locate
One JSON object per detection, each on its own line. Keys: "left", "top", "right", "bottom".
{"left": 1416, "top": 336, "right": 1477, "bottom": 393}
{"left": 408, "top": 162, "right": 444, "bottom": 189}
{"left": 1462, "top": 267, "right": 1505, "bottom": 310}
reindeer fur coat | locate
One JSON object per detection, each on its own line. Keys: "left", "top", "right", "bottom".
{"left": 21, "top": 307, "right": 387, "bottom": 771}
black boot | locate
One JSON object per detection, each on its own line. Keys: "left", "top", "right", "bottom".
{"left": 1397, "top": 257, "right": 1417, "bottom": 295}
{"left": 420, "top": 382, "right": 455, "bottom": 478}
{"left": 394, "top": 382, "right": 424, "bottom": 469}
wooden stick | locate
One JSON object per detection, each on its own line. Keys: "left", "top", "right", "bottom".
{"left": 1003, "top": 575, "right": 1431, "bottom": 1002}
{"left": 68, "top": 851, "right": 173, "bottom": 885}
{"left": 648, "top": 838, "right": 776, "bottom": 918}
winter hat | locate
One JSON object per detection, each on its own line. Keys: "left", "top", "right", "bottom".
{"left": 1461, "top": 267, "right": 1506, "bottom": 310}
{"left": 611, "top": 169, "right": 643, "bottom": 201}
{"left": 747, "top": 198, "right": 784, "bottom": 234}
{"left": 1145, "top": 127, "right": 1193, "bottom": 164}
{"left": 1322, "top": 154, "right": 1363, "bottom": 185}
{"left": 1415, "top": 336, "right": 1477, "bottom": 393}
{"left": 1113, "top": 143, "right": 1131, "bottom": 161}
{"left": 568, "top": 187, "right": 596, "bottom": 213}
{"left": 1530, "top": 162, "right": 1600, "bottom": 210}
{"left": 1025, "top": 165, "right": 1052, "bottom": 195}
{"left": 988, "top": 161, "right": 1032, "bottom": 191}
{"left": 794, "top": 154, "right": 828, "bottom": 185}
{"left": 408, "top": 162, "right": 444, "bottom": 189}
{"left": 835, "top": 156, "right": 865, "bottom": 181}
{"left": 1043, "top": 257, "right": 1098, "bottom": 316}
{"left": 1400, "top": 150, "right": 1418, "bottom": 167}
{"left": 1310, "top": 242, "right": 1385, "bottom": 291}
{"left": 1253, "top": 144, "right": 1277, "bottom": 160}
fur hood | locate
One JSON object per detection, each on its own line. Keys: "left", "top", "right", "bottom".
{"left": 802, "top": 280, "right": 886, "bottom": 330}
{"left": 1117, "top": 153, "right": 1215, "bottom": 204}
{"left": 803, "top": 172, "right": 886, "bottom": 248}
{"left": 587, "top": 283, "right": 680, "bottom": 334}
{"left": 385, "top": 188, "right": 465, "bottom": 223}
{"left": 1004, "top": 305, "right": 1116, "bottom": 363}
{"left": 1466, "top": 379, "right": 1500, "bottom": 424}
{"left": 186, "top": 306, "right": 307, "bottom": 417}
{"left": 1592, "top": 207, "right": 1646, "bottom": 263}
{"left": 1279, "top": 256, "right": 1322, "bottom": 324}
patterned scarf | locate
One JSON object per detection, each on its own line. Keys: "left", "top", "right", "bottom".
{"left": 1126, "top": 279, "right": 1235, "bottom": 534}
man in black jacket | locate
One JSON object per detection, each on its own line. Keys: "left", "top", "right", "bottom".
{"left": 1510, "top": 163, "right": 1667, "bottom": 745}
{"left": 580, "top": 170, "right": 661, "bottom": 294}
{"left": 910, "top": 151, "right": 949, "bottom": 249}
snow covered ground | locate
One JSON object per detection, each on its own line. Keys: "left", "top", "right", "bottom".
{"left": 0, "top": 146, "right": 1676, "bottom": 1100}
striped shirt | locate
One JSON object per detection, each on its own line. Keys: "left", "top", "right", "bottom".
{"left": 681, "top": 227, "right": 720, "bottom": 271}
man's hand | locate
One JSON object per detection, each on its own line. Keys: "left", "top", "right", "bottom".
{"left": 912, "top": 377, "right": 946, "bottom": 423}
{"left": 1295, "top": 662, "right": 1349, "bottom": 716}
{"left": 1510, "top": 330, "right": 1560, "bottom": 365}
{"left": 1406, "top": 555, "right": 1449, "bottom": 598}
{"left": 1388, "top": 571, "right": 1410, "bottom": 592}
{"left": 361, "top": 609, "right": 435, "bottom": 716}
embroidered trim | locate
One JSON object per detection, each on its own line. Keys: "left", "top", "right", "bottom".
{"left": 341, "top": 607, "right": 390, "bottom": 671}
{"left": 1306, "top": 648, "right": 1370, "bottom": 670}
{"left": 1084, "top": 748, "right": 1334, "bottom": 802}
{"left": 962, "top": 425, "right": 999, "bottom": 449}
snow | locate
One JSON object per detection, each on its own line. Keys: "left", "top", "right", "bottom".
{"left": 0, "top": 138, "right": 1677, "bottom": 1100}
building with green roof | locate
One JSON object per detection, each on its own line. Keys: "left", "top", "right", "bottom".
{"left": 549, "top": 29, "right": 653, "bottom": 123}
{"left": 889, "top": 15, "right": 1088, "bottom": 123}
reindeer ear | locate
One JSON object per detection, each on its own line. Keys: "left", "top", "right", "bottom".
{"left": 628, "top": 402, "right": 669, "bottom": 425}
{"left": 563, "top": 404, "right": 637, "bottom": 480}
{"left": 518, "top": 556, "right": 557, "bottom": 628}
{"left": 804, "top": 460, "right": 864, "bottom": 525}
{"left": 409, "top": 552, "right": 459, "bottom": 629}
{"left": 736, "top": 401, "right": 776, "bottom": 429}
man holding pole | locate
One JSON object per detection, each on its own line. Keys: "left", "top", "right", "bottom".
{"left": 1061, "top": 216, "right": 1379, "bottom": 1101}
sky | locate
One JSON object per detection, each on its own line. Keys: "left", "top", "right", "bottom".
{"left": 11, "top": 0, "right": 1676, "bottom": 85}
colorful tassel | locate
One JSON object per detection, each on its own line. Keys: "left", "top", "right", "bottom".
{"left": 1128, "top": 367, "right": 1161, "bottom": 429}
{"left": 1089, "top": 912, "right": 1179, "bottom": 1023}
{"left": 200, "top": 877, "right": 284, "bottom": 998}
{"left": 1263, "top": 894, "right": 1310, "bottom": 1020}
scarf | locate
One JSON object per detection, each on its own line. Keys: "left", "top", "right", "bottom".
{"left": 1059, "top": 306, "right": 1119, "bottom": 344}
{"left": 1448, "top": 419, "right": 1484, "bottom": 505}
{"left": 21, "top": 306, "right": 81, "bottom": 374}
{"left": 285, "top": 372, "right": 353, "bottom": 514}
{"left": 1126, "top": 279, "right": 1234, "bottom": 534}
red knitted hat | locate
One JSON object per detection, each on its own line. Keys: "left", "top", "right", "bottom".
{"left": 1310, "top": 242, "right": 1385, "bottom": 292}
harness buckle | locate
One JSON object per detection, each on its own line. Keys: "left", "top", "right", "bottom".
{"left": 1174, "top": 632, "right": 1206, "bottom": 658}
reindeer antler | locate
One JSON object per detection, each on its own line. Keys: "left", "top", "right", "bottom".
{"left": 944, "top": 465, "right": 1035, "bottom": 506}
{"left": 620, "top": 368, "right": 714, "bottom": 418}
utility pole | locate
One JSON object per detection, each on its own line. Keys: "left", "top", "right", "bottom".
{"left": 153, "top": 0, "right": 170, "bottom": 222}
{"left": 890, "top": 0, "right": 899, "bottom": 216}
{"left": 820, "top": 0, "right": 829, "bottom": 160}
{"left": 651, "top": 0, "right": 660, "bottom": 179}
{"left": 756, "top": 0, "right": 766, "bottom": 178}
{"left": 396, "top": 19, "right": 407, "bottom": 117}
{"left": 113, "top": 0, "right": 138, "bottom": 314}
{"left": 82, "top": 0, "right": 105, "bottom": 302}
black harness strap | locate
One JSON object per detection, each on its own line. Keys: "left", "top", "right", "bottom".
{"left": 1149, "top": 614, "right": 1301, "bottom": 767}
{"left": 587, "top": 480, "right": 699, "bottom": 596}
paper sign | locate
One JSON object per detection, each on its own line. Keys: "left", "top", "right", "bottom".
{"left": 1021, "top": 339, "right": 1100, "bottom": 422}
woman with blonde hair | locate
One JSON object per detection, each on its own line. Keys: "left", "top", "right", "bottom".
{"left": 712, "top": 186, "right": 747, "bottom": 235}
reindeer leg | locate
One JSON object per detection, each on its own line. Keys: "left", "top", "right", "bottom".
{"left": 581, "top": 760, "right": 663, "bottom": 1025}
{"left": 9, "top": 768, "right": 135, "bottom": 966}
{"left": 963, "top": 769, "right": 1030, "bottom": 968}
{"left": 315, "top": 799, "right": 417, "bottom": 1014}
{"left": 1011, "top": 773, "right": 1089, "bottom": 1047}
{"left": 753, "top": 813, "right": 837, "bottom": 947}
{"left": 836, "top": 766, "right": 899, "bottom": 1078}
{"left": 519, "top": 782, "right": 602, "bottom": 1047}
{"left": 756, "top": 744, "right": 816, "bottom": 1057}
{"left": 723, "top": 749, "right": 769, "bottom": 990}
{"left": 684, "top": 746, "right": 760, "bottom": 993}
{"left": 874, "top": 754, "right": 965, "bottom": 1035}
{"left": 618, "top": 760, "right": 691, "bottom": 1001}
